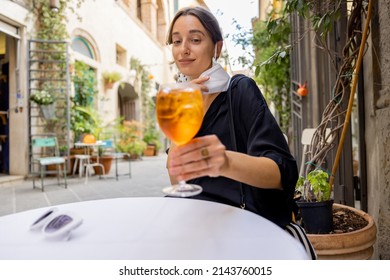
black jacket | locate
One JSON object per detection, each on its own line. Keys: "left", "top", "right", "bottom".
{"left": 188, "top": 75, "right": 298, "bottom": 228}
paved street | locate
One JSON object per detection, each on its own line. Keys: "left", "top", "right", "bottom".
{"left": 0, "top": 154, "right": 170, "bottom": 217}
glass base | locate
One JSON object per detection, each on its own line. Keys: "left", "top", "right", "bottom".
{"left": 162, "top": 183, "right": 203, "bottom": 197}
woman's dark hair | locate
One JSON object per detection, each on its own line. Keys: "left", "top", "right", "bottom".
{"left": 166, "top": 6, "right": 223, "bottom": 45}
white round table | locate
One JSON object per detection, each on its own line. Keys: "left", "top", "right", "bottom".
{"left": 0, "top": 197, "right": 308, "bottom": 259}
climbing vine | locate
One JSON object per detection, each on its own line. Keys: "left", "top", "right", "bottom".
{"left": 230, "top": 6, "right": 291, "bottom": 133}
{"left": 129, "top": 57, "right": 155, "bottom": 132}
{"left": 31, "top": 0, "right": 85, "bottom": 41}
{"left": 263, "top": 0, "right": 370, "bottom": 182}
{"left": 252, "top": 10, "right": 291, "bottom": 133}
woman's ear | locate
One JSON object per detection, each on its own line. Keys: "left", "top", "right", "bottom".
{"left": 216, "top": 41, "right": 223, "bottom": 59}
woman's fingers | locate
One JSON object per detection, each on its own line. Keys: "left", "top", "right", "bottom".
{"left": 190, "top": 76, "right": 210, "bottom": 92}
{"left": 168, "top": 135, "right": 227, "bottom": 181}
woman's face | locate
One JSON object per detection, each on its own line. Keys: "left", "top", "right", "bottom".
{"left": 171, "top": 15, "right": 215, "bottom": 79}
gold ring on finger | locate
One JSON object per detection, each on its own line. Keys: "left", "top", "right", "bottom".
{"left": 201, "top": 147, "right": 209, "bottom": 158}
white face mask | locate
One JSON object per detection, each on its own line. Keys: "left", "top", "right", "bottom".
{"left": 176, "top": 44, "right": 230, "bottom": 94}
{"left": 199, "top": 61, "right": 231, "bottom": 94}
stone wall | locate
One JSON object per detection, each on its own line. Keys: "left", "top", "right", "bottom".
{"left": 366, "top": 0, "right": 390, "bottom": 259}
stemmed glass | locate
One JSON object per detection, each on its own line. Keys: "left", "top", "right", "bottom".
{"left": 156, "top": 83, "right": 204, "bottom": 197}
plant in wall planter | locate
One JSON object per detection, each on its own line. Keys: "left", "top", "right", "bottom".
{"left": 102, "top": 71, "right": 122, "bottom": 89}
{"left": 30, "top": 89, "right": 57, "bottom": 119}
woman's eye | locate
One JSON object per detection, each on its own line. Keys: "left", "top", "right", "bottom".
{"left": 172, "top": 40, "right": 181, "bottom": 46}
{"left": 191, "top": 38, "right": 201, "bottom": 44}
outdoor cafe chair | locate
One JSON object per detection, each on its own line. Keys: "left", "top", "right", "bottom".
{"left": 31, "top": 135, "right": 67, "bottom": 192}
{"left": 100, "top": 138, "right": 131, "bottom": 180}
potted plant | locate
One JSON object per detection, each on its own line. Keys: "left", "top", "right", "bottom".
{"left": 115, "top": 120, "right": 147, "bottom": 160}
{"left": 142, "top": 124, "right": 162, "bottom": 156}
{"left": 143, "top": 143, "right": 157, "bottom": 157}
{"left": 295, "top": 169, "right": 333, "bottom": 234}
{"left": 102, "top": 71, "right": 122, "bottom": 89}
{"left": 116, "top": 139, "right": 147, "bottom": 160}
{"left": 295, "top": 168, "right": 377, "bottom": 260}
{"left": 30, "top": 89, "right": 56, "bottom": 119}
{"left": 92, "top": 146, "right": 114, "bottom": 175}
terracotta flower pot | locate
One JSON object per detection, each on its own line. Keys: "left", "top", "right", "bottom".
{"left": 105, "top": 82, "right": 114, "bottom": 89}
{"left": 92, "top": 155, "right": 113, "bottom": 175}
{"left": 143, "top": 144, "right": 156, "bottom": 156}
{"left": 308, "top": 203, "right": 377, "bottom": 260}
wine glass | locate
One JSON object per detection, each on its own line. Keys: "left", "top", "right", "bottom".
{"left": 156, "top": 83, "right": 204, "bottom": 197}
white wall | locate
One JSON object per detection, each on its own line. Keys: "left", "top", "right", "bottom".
{"left": 65, "top": 0, "right": 173, "bottom": 122}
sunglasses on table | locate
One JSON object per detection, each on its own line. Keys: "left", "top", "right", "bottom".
{"left": 30, "top": 207, "right": 83, "bottom": 241}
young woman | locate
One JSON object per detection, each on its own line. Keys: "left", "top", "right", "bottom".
{"left": 166, "top": 6, "right": 297, "bottom": 229}
{"left": 165, "top": 6, "right": 316, "bottom": 259}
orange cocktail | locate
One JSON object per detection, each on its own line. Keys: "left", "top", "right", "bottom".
{"left": 156, "top": 83, "right": 204, "bottom": 197}
{"left": 156, "top": 83, "right": 203, "bottom": 146}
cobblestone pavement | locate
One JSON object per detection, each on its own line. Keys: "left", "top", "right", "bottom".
{"left": 0, "top": 154, "right": 170, "bottom": 217}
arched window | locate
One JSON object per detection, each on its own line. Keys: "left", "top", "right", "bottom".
{"left": 71, "top": 37, "right": 95, "bottom": 59}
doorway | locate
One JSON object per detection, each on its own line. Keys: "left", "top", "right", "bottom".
{"left": 0, "top": 31, "right": 9, "bottom": 175}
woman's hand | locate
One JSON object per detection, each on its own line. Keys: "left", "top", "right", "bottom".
{"left": 167, "top": 135, "right": 283, "bottom": 189}
{"left": 168, "top": 135, "right": 227, "bottom": 182}
{"left": 189, "top": 76, "right": 210, "bottom": 93}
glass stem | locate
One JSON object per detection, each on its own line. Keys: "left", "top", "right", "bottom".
{"left": 178, "top": 180, "right": 186, "bottom": 188}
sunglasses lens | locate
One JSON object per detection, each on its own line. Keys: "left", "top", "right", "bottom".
{"left": 44, "top": 215, "right": 73, "bottom": 233}
{"left": 30, "top": 207, "right": 59, "bottom": 231}
{"left": 32, "top": 210, "right": 55, "bottom": 226}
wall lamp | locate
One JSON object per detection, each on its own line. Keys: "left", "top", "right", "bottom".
{"left": 50, "top": 0, "right": 60, "bottom": 12}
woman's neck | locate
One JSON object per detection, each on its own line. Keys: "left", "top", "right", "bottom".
{"left": 202, "top": 92, "right": 220, "bottom": 114}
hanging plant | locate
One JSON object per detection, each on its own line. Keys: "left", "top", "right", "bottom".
{"left": 102, "top": 71, "right": 122, "bottom": 89}
{"left": 30, "top": 89, "right": 55, "bottom": 105}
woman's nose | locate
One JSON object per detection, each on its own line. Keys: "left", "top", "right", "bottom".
{"left": 181, "top": 40, "right": 190, "bottom": 55}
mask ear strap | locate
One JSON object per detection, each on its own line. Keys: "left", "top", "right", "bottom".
{"left": 213, "top": 44, "right": 218, "bottom": 63}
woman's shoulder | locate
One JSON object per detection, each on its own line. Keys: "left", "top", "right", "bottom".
{"left": 230, "top": 74, "right": 265, "bottom": 105}
{"left": 230, "top": 74, "right": 252, "bottom": 87}
{"left": 231, "top": 74, "right": 260, "bottom": 94}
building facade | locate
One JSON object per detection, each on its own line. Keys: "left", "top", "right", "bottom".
{"left": 0, "top": 0, "right": 206, "bottom": 178}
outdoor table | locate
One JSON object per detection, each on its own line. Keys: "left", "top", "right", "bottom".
{"left": 74, "top": 141, "right": 106, "bottom": 183}
{"left": 0, "top": 197, "right": 309, "bottom": 260}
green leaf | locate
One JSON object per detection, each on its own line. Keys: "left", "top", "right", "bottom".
{"left": 255, "top": 66, "right": 260, "bottom": 77}
{"left": 307, "top": 170, "right": 331, "bottom": 201}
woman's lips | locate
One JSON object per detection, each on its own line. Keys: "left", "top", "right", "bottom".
{"left": 178, "top": 59, "right": 194, "bottom": 66}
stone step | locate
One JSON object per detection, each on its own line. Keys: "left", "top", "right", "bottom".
{"left": 0, "top": 175, "right": 25, "bottom": 188}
